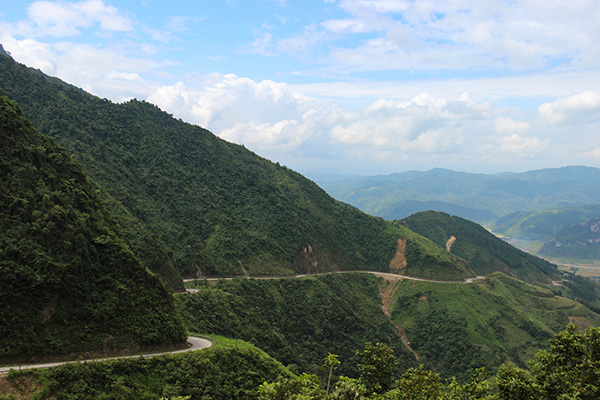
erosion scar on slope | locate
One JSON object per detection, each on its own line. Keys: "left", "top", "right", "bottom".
{"left": 379, "top": 279, "right": 420, "bottom": 362}
{"left": 389, "top": 238, "right": 407, "bottom": 274}
{"left": 446, "top": 235, "right": 457, "bottom": 252}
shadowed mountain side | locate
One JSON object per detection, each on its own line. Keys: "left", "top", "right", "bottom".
{"left": 0, "top": 92, "right": 186, "bottom": 360}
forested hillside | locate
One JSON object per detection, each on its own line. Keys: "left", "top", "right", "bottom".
{"left": 0, "top": 92, "right": 186, "bottom": 360}
{"left": 490, "top": 204, "right": 600, "bottom": 241}
{"left": 539, "top": 218, "right": 600, "bottom": 259}
{"left": 178, "top": 273, "right": 415, "bottom": 378}
{"left": 388, "top": 272, "right": 600, "bottom": 381}
{"left": 0, "top": 53, "right": 470, "bottom": 283}
{"left": 398, "top": 211, "right": 558, "bottom": 283}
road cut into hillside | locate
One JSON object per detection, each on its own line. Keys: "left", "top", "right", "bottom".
{"left": 184, "top": 271, "right": 486, "bottom": 292}
{"left": 0, "top": 336, "right": 213, "bottom": 374}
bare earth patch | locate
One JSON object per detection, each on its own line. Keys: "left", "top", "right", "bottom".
{"left": 446, "top": 235, "right": 457, "bottom": 252}
{"left": 389, "top": 238, "right": 407, "bottom": 273}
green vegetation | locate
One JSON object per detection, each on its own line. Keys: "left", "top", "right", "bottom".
{"left": 0, "top": 51, "right": 468, "bottom": 282}
{"left": 490, "top": 205, "right": 600, "bottom": 242}
{"left": 497, "top": 324, "right": 600, "bottom": 400}
{"left": 258, "top": 325, "right": 600, "bottom": 400}
{"left": 0, "top": 92, "right": 186, "bottom": 359}
{"left": 176, "top": 273, "right": 415, "bottom": 378}
{"left": 539, "top": 218, "right": 600, "bottom": 260}
{"left": 398, "top": 211, "right": 558, "bottom": 283}
{"left": 3, "top": 337, "right": 291, "bottom": 400}
{"left": 388, "top": 273, "right": 600, "bottom": 381}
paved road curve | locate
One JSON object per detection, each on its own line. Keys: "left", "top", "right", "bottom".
{"left": 0, "top": 336, "right": 212, "bottom": 373}
{"left": 184, "top": 271, "right": 486, "bottom": 289}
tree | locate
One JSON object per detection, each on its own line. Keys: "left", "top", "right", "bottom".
{"left": 497, "top": 324, "right": 600, "bottom": 400}
{"left": 356, "top": 342, "right": 397, "bottom": 395}
{"left": 323, "top": 353, "right": 341, "bottom": 395}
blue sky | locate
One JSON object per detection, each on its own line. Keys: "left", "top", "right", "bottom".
{"left": 1, "top": 0, "right": 600, "bottom": 177}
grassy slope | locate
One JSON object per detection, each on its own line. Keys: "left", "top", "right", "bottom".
{"left": 0, "top": 92, "right": 186, "bottom": 359}
{"left": 0, "top": 54, "right": 470, "bottom": 282}
{"left": 390, "top": 272, "right": 600, "bottom": 380}
{"left": 177, "top": 273, "right": 416, "bottom": 378}
{"left": 2, "top": 337, "right": 291, "bottom": 400}
{"left": 398, "top": 211, "right": 559, "bottom": 283}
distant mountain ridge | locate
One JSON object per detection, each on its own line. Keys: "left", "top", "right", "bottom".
{"left": 320, "top": 166, "right": 600, "bottom": 223}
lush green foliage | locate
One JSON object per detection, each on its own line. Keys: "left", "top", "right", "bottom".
{"left": 389, "top": 273, "right": 600, "bottom": 381}
{"left": 0, "top": 92, "right": 186, "bottom": 359}
{"left": 4, "top": 337, "right": 291, "bottom": 400}
{"left": 177, "top": 274, "right": 415, "bottom": 377}
{"left": 0, "top": 52, "right": 469, "bottom": 282}
{"left": 497, "top": 324, "right": 600, "bottom": 400}
{"left": 356, "top": 342, "right": 397, "bottom": 394}
{"left": 398, "top": 211, "right": 558, "bottom": 283}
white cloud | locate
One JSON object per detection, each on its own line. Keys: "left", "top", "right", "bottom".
{"left": 495, "top": 117, "right": 530, "bottom": 135}
{"left": 538, "top": 91, "right": 600, "bottom": 124}
{"left": 25, "top": 0, "right": 133, "bottom": 37}
{"left": 291, "top": 0, "right": 600, "bottom": 74}
{"left": 497, "top": 134, "right": 546, "bottom": 155}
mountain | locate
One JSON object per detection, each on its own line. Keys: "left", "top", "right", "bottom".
{"left": 0, "top": 92, "right": 186, "bottom": 361}
{"left": 490, "top": 204, "right": 600, "bottom": 241}
{"left": 539, "top": 218, "right": 600, "bottom": 259}
{"left": 397, "top": 211, "right": 558, "bottom": 283}
{"left": 0, "top": 52, "right": 471, "bottom": 283}
{"left": 179, "top": 272, "right": 600, "bottom": 382}
{"left": 320, "top": 167, "right": 600, "bottom": 224}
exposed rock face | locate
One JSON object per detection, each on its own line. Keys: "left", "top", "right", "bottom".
{"left": 389, "top": 238, "right": 408, "bottom": 273}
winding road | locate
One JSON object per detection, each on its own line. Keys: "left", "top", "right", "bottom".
{"left": 183, "top": 270, "right": 486, "bottom": 291}
{"left": 0, "top": 336, "right": 213, "bottom": 373}
{"left": 2, "top": 272, "right": 484, "bottom": 373}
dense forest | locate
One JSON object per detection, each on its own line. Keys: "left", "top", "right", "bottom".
{"left": 2, "top": 325, "right": 599, "bottom": 399}
{"left": 0, "top": 92, "right": 186, "bottom": 360}
{"left": 0, "top": 53, "right": 470, "bottom": 285}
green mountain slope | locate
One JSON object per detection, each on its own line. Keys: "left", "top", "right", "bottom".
{"left": 490, "top": 204, "right": 600, "bottom": 241}
{"left": 179, "top": 272, "right": 600, "bottom": 382}
{"left": 539, "top": 218, "right": 600, "bottom": 259}
{"left": 0, "top": 93, "right": 186, "bottom": 360}
{"left": 389, "top": 272, "right": 600, "bottom": 380}
{"left": 178, "top": 273, "right": 416, "bottom": 377}
{"left": 320, "top": 167, "right": 600, "bottom": 223}
{"left": 0, "top": 52, "right": 470, "bottom": 282}
{"left": 398, "top": 211, "right": 558, "bottom": 283}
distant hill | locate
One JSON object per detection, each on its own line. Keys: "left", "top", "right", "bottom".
{"left": 539, "top": 218, "right": 600, "bottom": 260}
{"left": 320, "top": 167, "right": 600, "bottom": 224}
{"left": 0, "top": 52, "right": 471, "bottom": 282}
{"left": 490, "top": 204, "right": 600, "bottom": 241}
{"left": 0, "top": 92, "right": 186, "bottom": 360}
{"left": 397, "top": 211, "right": 558, "bottom": 283}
